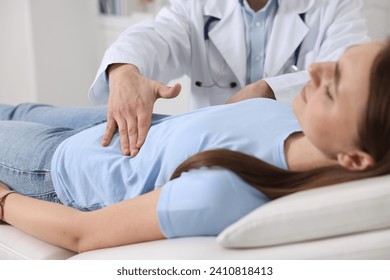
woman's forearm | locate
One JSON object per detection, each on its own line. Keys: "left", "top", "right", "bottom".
{"left": 2, "top": 187, "right": 165, "bottom": 253}
{"left": 2, "top": 192, "right": 84, "bottom": 252}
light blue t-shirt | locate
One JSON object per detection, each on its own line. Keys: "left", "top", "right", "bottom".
{"left": 51, "top": 99, "right": 301, "bottom": 238}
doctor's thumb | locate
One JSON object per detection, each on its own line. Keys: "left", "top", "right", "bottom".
{"left": 157, "top": 83, "right": 182, "bottom": 99}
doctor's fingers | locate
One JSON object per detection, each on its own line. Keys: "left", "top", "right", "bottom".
{"left": 115, "top": 106, "right": 152, "bottom": 157}
{"left": 156, "top": 83, "right": 182, "bottom": 99}
{"left": 135, "top": 108, "right": 152, "bottom": 151}
{"left": 119, "top": 116, "right": 138, "bottom": 157}
{"left": 102, "top": 116, "right": 133, "bottom": 156}
{"left": 102, "top": 118, "right": 117, "bottom": 147}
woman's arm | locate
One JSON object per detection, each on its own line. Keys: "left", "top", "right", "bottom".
{"left": 1, "top": 182, "right": 165, "bottom": 253}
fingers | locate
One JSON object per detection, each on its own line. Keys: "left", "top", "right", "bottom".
{"left": 102, "top": 119, "right": 117, "bottom": 147}
{"left": 103, "top": 117, "right": 132, "bottom": 156}
{"left": 124, "top": 116, "right": 138, "bottom": 157}
{"left": 104, "top": 115, "right": 138, "bottom": 157}
{"left": 158, "top": 83, "right": 182, "bottom": 99}
{"left": 168, "top": 83, "right": 182, "bottom": 99}
{"left": 102, "top": 111, "right": 151, "bottom": 157}
{"left": 103, "top": 69, "right": 176, "bottom": 156}
{"left": 136, "top": 109, "right": 151, "bottom": 150}
{"left": 118, "top": 117, "right": 133, "bottom": 157}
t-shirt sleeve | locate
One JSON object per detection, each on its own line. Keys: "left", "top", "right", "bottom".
{"left": 157, "top": 168, "right": 269, "bottom": 238}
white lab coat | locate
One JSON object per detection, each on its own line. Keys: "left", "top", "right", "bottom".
{"left": 89, "top": 0, "right": 369, "bottom": 108}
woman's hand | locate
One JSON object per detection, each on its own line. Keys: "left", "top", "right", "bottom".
{"left": 103, "top": 64, "right": 181, "bottom": 156}
{"left": 0, "top": 182, "right": 13, "bottom": 222}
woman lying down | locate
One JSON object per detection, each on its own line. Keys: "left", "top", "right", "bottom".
{"left": 1, "top": 41, "right": 390, "bottom": 253}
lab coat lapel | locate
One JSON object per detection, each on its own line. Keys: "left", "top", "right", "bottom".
{"left": 204, "top": 1, "right": 246, "bottom": 88}
{"left": 264, "top": 0, "right": 311, "bottom": 76}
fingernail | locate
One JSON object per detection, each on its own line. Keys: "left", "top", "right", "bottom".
{"left": 131, "top": 148, "right": 138, "bottom": 157}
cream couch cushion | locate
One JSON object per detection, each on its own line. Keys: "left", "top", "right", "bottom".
{"left": 0, "top": 224, "right": 76, "bottom": 260}
{"left": 71, "top": 229, "right": 390, "bottom": 260}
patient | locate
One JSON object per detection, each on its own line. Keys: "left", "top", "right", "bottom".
{"left": 1, "top": 41, "right": 390, "bottom": 253}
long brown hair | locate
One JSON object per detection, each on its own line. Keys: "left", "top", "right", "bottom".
{"left": 170, "top": 41, "right": 390, "bottom": 200}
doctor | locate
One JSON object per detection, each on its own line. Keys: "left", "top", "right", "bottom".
{"left": 90, "top": 0, "right": 369, "bottom": 156}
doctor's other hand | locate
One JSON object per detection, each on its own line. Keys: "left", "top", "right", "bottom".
{"left": 103, "top": 63, "right": 181, "bottom": 157}
{"left": 226, "top": 80, "right": 275, "bottom": 104}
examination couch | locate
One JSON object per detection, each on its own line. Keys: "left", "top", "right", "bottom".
{"left": 1, "top": 174, "right": 390, "bottom": 260}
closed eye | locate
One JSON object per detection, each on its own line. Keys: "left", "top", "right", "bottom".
{"left": 325, "top": 83, "right": 333, "bottom": 101}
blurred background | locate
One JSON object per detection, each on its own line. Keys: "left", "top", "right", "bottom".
{"left": 0, "top": 0, "right": 389, "bottom": 115}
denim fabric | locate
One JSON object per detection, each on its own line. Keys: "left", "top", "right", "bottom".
{"left": 0, "top": 103, "right": 107, "bottom": 202}
{"left": 0, "top": 103, "right": 107, "bottom": 129}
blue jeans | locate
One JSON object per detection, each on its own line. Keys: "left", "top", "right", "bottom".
{"left": 0, "top": 103, "right": 107, "bottom": 202}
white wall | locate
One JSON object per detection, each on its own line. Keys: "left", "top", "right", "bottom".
{"left": 30, "top": 0, "right": 100, "bottom": 106}
{"left": 0, "top": 0, "right": 100, "bottom": 106}
{"left": 0, "top": 1, "right": 36, "bottom": 103}
{"left": 362, "top": 0, "right": 390, "bottom": 40}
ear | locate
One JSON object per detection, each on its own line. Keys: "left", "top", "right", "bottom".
{"left": 337, "top": 151, "right": 375, "bottom": 171}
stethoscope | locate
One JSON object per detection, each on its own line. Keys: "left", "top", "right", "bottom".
{"left": 195, "top": 16, "right": 238, "bottom": 88}
{"left": 195, "top": 13, "right": 306, "bottom": 88}
{"left": 286, "top": 13, "right": 306, "bottom": 73}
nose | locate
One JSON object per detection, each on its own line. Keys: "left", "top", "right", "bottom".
{"left": 308, "top": 62, "right": 335, "bottom": 88}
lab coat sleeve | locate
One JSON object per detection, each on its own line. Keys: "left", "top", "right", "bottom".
{"left": 89, "top": 0, "right": 193, "bottom": 104}
{"left": 312, "top": 0, "right": 370, "bottom": 62}
{"left": 264, "top": 71, "right": 309, "bottom": 104}
{"left": 266, "top": 0, "right": 370, "bottom": 104}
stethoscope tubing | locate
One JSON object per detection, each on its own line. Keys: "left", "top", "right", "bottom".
{"left": 196, "top": 13, "right": 306, "bottom": 88}
{"left": 196, "top": 16, "right": 237, "bottom": 88}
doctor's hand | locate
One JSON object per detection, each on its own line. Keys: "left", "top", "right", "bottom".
{"left": 226, "top": 80, "right": 275, "bottom": 104}
{"left": 103, "top": 63, "right": 181, "bottom": 157}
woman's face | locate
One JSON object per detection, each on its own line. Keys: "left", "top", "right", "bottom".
{"left": 293, "top": 42, "right": 384, "bottom": 158}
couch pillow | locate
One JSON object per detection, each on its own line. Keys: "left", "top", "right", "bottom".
{"left": 217, "top": 175, "right": 390, "bottom": 248}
